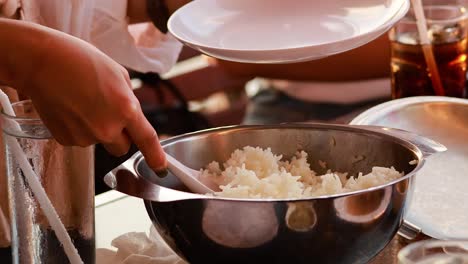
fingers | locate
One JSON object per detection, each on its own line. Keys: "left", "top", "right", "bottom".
{"left": 125, "top": 107, "right": 166, "bottom": 171}
{"left": 103, "top": 131, "right": 131, "bottom": 157}
{"left": 121, "top": 68, "right": 132, "bottom": 88}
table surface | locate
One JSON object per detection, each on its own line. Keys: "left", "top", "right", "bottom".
{"left": 95, "top": 190, "right": 417, "bottom": 264}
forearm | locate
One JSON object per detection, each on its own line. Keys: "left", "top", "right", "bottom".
{"left": 213, "top": 34, "right": 391, "bottom": 82}
{"left": 0, "top": 19, "right": 51, "bottom": 90}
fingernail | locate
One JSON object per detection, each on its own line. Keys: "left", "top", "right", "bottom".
{"left": 153, "top": 167, "right": 168, "bottom": 178}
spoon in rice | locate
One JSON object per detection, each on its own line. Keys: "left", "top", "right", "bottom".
{"left": 158, "top": 153, "right": 220, "bottom": 194}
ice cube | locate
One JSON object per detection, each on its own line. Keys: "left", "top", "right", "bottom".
{"left": 429, "top": 23, "right": 464, "bottom": 44}
{"left": 397, "top": 32, "right": 420, "bottom": 45}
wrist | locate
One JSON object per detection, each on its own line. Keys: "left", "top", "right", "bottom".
{"left": 0, "top": 19, "right": 54, "bottom": 94}
{"left": 23, "top": 28, "right": 57, "bottom": 96}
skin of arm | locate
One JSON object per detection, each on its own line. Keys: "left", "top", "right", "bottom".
{"left": 210, "top": 34, "right": 392, "bottom": 82}
{"left": 0, "top": 19, "right": 48, "bottom": 89}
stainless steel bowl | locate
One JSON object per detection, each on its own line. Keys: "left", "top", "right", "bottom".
{"left": 105, "top": 124, "right": 445, "bottom": 264}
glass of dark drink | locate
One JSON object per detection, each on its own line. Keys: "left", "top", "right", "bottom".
{"left": 389, "top": 0, "right": 468, "bottom": 99}
{"left": 2, "top": 101, "right": 95, "bottom": 264}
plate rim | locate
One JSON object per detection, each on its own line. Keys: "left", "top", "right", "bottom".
{"left": 167, "top": 0, "right": 408, "bottom": 53}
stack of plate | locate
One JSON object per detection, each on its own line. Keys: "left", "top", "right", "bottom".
{"left": 168, "top": 0, "right": 410, "bottom": 63}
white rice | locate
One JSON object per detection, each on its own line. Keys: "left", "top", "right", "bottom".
{"left": 201, "top": 146, "right": 403, "bottom": 199}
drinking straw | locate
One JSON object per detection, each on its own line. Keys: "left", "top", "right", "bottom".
{"left": 410, "top": 0, "right": 445, "bottom": 96}
{"left": 0, "top": 91, "right": 83, "bottom": 264}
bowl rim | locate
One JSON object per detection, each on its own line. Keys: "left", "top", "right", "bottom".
{"left": 150, "top": 123, "right": 424, "bottom": 202}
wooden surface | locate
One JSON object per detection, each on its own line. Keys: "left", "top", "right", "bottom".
{"left": 371, "top": 236, "right": 407, "bottom": 264}
{"left": 371, "top": 233, "right": 429, "bottom": 264}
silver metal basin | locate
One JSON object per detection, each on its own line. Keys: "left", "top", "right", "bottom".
{"left": 105, "top": 124, "right": 445, "bottom": 264}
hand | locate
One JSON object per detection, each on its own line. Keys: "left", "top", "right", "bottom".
{"left": 19, "top": 29, "right": 166, "bottom": 170}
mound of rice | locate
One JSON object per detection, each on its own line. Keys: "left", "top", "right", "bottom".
{"left": 201, "top": 146, "right": 403, "bottom": 199}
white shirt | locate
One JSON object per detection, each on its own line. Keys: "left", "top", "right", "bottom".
{"left": 0, "top": 0, "right": 183, "bottom": 74}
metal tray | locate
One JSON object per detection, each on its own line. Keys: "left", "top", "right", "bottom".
{"left": 351, "top": 96, "right": 468, "bottom": 240}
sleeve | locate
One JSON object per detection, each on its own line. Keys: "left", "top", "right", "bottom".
{"left": 91, "top": 0, "right": 183, "bottom": 74}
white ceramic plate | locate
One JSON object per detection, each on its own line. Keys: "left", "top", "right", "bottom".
{"left": 168, "top": 0, "right": 409, "bottom": 63}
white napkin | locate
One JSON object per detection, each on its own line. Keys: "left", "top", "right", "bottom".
{"left": 97, "top": 226, "right": 187, "bottom": 264}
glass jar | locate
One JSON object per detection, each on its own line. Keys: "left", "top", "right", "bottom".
{"left": 398, "top": 239, "right": 468, "bottom": 263}
{"left": 2, "top": 100, "right": 95, "bottom": 264}
{"left": 0, "top": 86, "right": 20, "bottom": 249}
{"left": 389, "top": 0, "right": 468, "bottom": 98}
